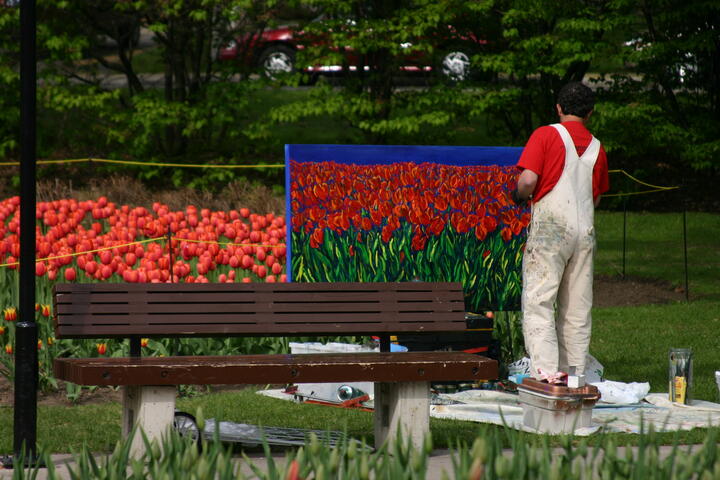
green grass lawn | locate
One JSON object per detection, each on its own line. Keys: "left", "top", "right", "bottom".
{"left": 1, "top": 211, "right": 718, "bottom": 454}
{"left": 594, "top": 211, "right": 720, "bottom": 299}
{"left": 592, "top": 300, "right": 720, "bottom": 401}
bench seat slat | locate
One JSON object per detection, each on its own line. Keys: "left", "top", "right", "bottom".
{"left": 53, "top": 282, "right": 463, "bottom": 292}
{"left": 54, "top": 352, "right": 498, "bottom": 386}
{"left": 57, "top": 312, "right": 465, "bottom": 325}
{"left": 56, "top": 291, "right": 464, "bottom": 304}
{"left": 55, "top": 301, "right": 464, "bottom": 315}
{"left": 55, "top": 319, "right": 467, "bottom": 338}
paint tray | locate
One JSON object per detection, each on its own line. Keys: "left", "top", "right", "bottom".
{"left": 517, "top": 378, "right": 601, "bottom": 434}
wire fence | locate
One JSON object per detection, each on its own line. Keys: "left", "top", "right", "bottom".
{"left": 1, "top": 156, "right": 685, "bottom": 292}
{"left": 1, "top": 157, "right": 681, "bottom": 197}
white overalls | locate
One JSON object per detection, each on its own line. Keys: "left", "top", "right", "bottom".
{"left": 522, "top": 123, "right": 601, "bottom": 379}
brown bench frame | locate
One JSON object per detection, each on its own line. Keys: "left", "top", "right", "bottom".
{"left": 52, "top": 281, "right": 497, "bottom": 453}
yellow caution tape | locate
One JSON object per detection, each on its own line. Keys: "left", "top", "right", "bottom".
{"left": 607, "top": 169, "right": 679, "bottom": 197}
{"left": 0, "top": 235, "right": 285, "bottom": 269}
{"left": 0, "top": 158, "right": 284, "bottom": 169}
{"left": 609, "top": 169, "right": 679, "bottom": 191}
{"left": 174, "top": 237, "right": 285, "bottom": 248}
{"left": 0, "top": 237, "right": 166, "bottom": 268}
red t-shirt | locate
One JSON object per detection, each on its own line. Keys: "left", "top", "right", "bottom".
{"left": 517, "top": 121, "right": 609, "bottom": 203}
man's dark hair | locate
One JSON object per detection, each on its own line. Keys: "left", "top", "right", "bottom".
{"left": 557, "top": 82, "right": 595, "bottom": 118}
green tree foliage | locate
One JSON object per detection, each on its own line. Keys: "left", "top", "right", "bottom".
{"left": 0, "top": 3, "right": 19, "bottom": 157}
{"left": 253, "top": 0, "right": 489, "bottom": 144}
{"left": 591, "top": 0, "right": 720, "bottom": 172}
{"left": 0, "top": 0, "right": 717, "bottom": 190}
{"left": 0, "top": 1, "right": 286, "bottom": 190}
{"left": 255, "top": 0, "right": 620, "bottom": 146}
{"left": 467, "top": 1, "right": 613, "bottom": 140}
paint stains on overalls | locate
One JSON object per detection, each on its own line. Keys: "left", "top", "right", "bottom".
{"left": 522, "top": 123, "right": 600, "bottom": 378}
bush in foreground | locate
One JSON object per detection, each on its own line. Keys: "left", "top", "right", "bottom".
{"left": 9, "top": 423, "right": 720, "bottom": 479}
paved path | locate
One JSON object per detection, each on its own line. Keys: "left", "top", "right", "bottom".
{"left": 0, "top": 445, "right": 703, "bottom": 479}
{"left": 3, "top": 450, "right": 457, "bottom": 479}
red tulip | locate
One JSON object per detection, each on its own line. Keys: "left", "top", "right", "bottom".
{"left": 265, "top": 255, "right": 276, "bottom": 268}
{"left": 427, "top": 217, "right": 445, "bottom": 236}
{"left": 411, "top": 232, "right": 427, "bottom": 251}
{"left": 125, "top": 252, "right": 137, "bottom": 266}
{"left": 100, "top": 250, "right": 112, "bottom": 265}
{"left": 4, "top": 344, "right": 12, "bottom": 355}
{"left": 85, "top": 261, "right": 98, "bottom": 275}
{"left": 309, "top": 228, "right": 324, "bottom": 249}
{"left": 197, "top": 262, "right": 208, "bottom": 275}
{"left": 501, "top": 227, "right": 512, "bottom": 242}
{"left": 101, "top": 265, "right": 113, "bottom": 279}
{"left": 96, "top": 343, "right": 107, "bottom": 355}
{"left": 3, "top": 307, "right": 17, "bottom": 322}
{"left": 35, "top": 261, "right": 46, "bottom": 277}
{"left": 64, "top": 267, "right": 76, "bottom": 281}
{"left": 256, "top": 265, "right": 267, "bottom": 279}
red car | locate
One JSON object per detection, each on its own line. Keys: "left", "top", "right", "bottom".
{"left": 218, "top": 21, "right": 483, "bottom": 82}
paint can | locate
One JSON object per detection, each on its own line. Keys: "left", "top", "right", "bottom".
{"left": 669, "top": 348, "right": 693, "bottom": 404}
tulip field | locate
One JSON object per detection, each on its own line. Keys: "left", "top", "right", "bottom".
{"left": 0, "top": 195, "right": 290, "bottom": 396}
{"left": 290, "top": 160, "right": 530, "bottom": 313}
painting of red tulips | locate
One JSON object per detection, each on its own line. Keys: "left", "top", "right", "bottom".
{"left": 286, "top": 145, "right": 529, "bottom": 312}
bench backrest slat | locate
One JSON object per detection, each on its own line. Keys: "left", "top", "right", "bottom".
{"left": 53, "top": 282, "right": 466, "bottom": 339}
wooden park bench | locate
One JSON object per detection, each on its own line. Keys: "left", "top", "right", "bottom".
{"left": 52, "top": 281, "right": 497, "bottom": 454}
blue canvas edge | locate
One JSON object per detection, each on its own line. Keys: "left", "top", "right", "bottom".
{"left": 284, "top": 144, "right": 293, "bottom": 282}
{"left": 285, "top": 143, "right": 523, "bottom": 167}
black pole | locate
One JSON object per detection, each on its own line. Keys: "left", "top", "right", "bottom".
{"left": 682, "top": 209, "right": 689, "bottom": 302}
{"left": 622, "top": 196, "right": 627, "bottom": 278}
{"left": 14, "top": 0, "right": 39, "bottom": 464}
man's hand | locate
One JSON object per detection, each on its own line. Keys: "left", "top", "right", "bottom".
{"left": 513, "top": 169, "right": 538, "bottom": 207}
{"left": 511, "top": 188, "right": 529, "bottom": 207}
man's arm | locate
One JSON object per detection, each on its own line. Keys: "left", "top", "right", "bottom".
{"left": 511, "top": 168, "right": 538, "bottom": 205}
{"left": 593, "top": 146, "right": 609, "bottom": 209}
{"left": 517, "top": 169, "right": 538, "bottom": 201}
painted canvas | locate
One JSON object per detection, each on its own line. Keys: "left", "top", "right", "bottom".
{"left": 285, "top": 144, "right": 529, "bottom": 312}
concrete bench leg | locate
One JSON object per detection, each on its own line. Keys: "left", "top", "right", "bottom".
{"left": 122, "top": 386, "right": 176, "bottom": 457}
{"left": 374, "top": 381, "right": 430, "bottom": 450}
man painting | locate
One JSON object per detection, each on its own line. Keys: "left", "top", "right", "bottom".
{"left": 511, "top": 82, "right": 609, "bottom": 383}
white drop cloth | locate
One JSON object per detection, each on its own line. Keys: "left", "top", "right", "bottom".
{"left": 258, "top": 388, "right": 720, "bottom": 436}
